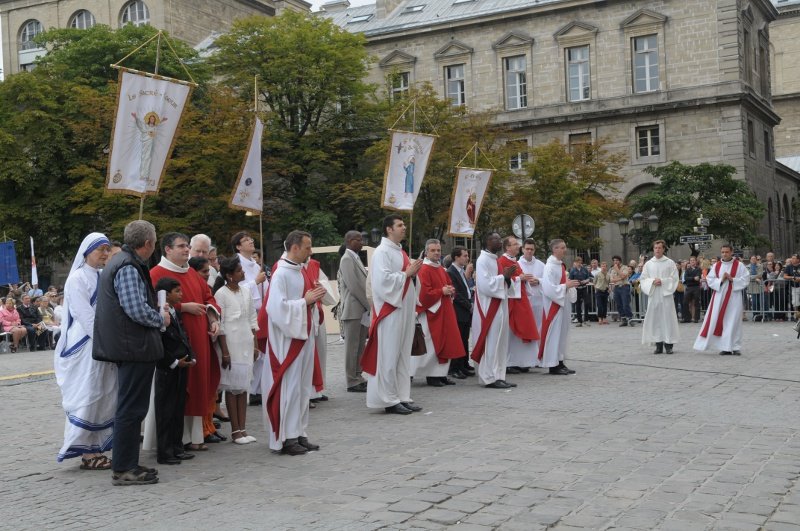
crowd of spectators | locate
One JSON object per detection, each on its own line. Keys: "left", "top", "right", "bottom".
{"left": 0, "top": 282, "right": 63, "bottom": 352}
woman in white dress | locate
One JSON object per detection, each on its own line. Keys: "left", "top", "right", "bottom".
{"left": 54, "top": 233, "right": 116, "bottom": 469}
{"left": 213, "top": 257, "right": 258, "bottom": 445}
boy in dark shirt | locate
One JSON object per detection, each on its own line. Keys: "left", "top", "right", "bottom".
{"left": 154, "top": 277, "right": 196, "bottom": 465}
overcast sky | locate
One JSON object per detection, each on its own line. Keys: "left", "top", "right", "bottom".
{"left": 310, "top": 0, "right": 374, "bottom": 11}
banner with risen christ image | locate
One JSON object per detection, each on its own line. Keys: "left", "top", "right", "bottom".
{"left": 106, "top": 69, "right": 192, "bottom": 196}
{"left": 381, "top": 130, "right": 436, "bottom": 211}
{"left": 447, "top": 167, "right": 493, "bottom": 237}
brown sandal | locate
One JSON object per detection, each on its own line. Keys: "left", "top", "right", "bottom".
{"left": 80, "top": 455, "right": 112, "bottom": 470}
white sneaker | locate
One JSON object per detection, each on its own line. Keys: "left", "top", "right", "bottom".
{"left": 234, "top": 437, "right": 249, "bottom": 445}
{"left": 244, "top": 435, "right": 257, "bottom": 443}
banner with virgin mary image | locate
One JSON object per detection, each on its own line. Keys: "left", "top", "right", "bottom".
{"left": 106, "top": 68, "right": 192, "bottom": 196}
{"left": 447, "top": 167, "right": 493, "bottom": 237}
{"left": 381, "top": 130, "right": 436, "bottom": 211}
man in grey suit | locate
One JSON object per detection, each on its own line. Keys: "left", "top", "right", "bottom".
{"left": 338, "top": 231, "right": 370, "bottom": 392}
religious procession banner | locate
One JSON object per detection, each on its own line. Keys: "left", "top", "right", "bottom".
{"left": 229, "top": 117, "right": 264, "bottom": 213}
{"left": 447, "top": 167, "right": 493, "bottom": 237}
{"left": 106, "top": 68, "right": 192, "bottom": 196}
{"left": 381, "top": 130, "right": 436, "bottom": 211}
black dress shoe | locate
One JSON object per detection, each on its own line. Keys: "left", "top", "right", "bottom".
{"left": 506, "top": 366, "right": 521, "bottom": 374}
{"left": 440, "top": 377, "right": 456, "bottom": 385}
{"left": 449, "top": 370, "right": 467, "bottom": 380}
{"left": 157, "top": 457, "right": 181, "bottom": 465}
{"left": 298, "top": 436, "right": 320, "bottom": 451}
{"left": 213, "top": 431, "right": 227, "bottom": 442}
{"left": 519, "top": 367, "right": 530, "bottom": 373}
{"left": 281, "top": 439, "right": 308, "bottom": 455}
{"left": 213, "top": 413, "right": 230, "bottom": 422}
{"left": 501, "top": 380, "right": 517, "bottom": 387}
{"left": 347, "top": 382, "right": 368, "bottom": 392}
{"left": 654, "top": 342, "right": 664, "bottom": 354}
{"left": 720, "top": 351, "right": 733, "bottom": 356}
{"left": 174, "top": 453, "right": 195, "bottom": 460}
{"left": 213, "top": 420, "right": 222, "bottom": 429}
{"left": 400, "top": 402, "right": 422, "bottom": 412}
{"left": 249, "top": 394, "right": 262, "bottom": 406}
{"left": 665, "top": 344, "right": 674, "bottom": 354}
{"left": 426, "top": 377, "right": 444, "bottom": 387}
{"left": 549, "top": 367, "right": 571, "bottom": 375}
{"left": 385, "top": 404, "right": 413, "bottom": 415}
{"left": 485, "top": 381, "right": 511, "bottom": 389}
{"left": 310, "top": 395, "right": 329, "bottom": 403}
{"left": 558, "top": 362, "right": 576, "bottom": 374}
{"left": 204, "top": 433, "right": 222, "bottom": 444}
{"left": 732, "top": 350, "right": 741, "bottom": 356}
{"left": 463, "top": 368, "right": 475, "bottom": 376}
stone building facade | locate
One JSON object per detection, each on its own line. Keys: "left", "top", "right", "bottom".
{"left": 0, "top": 0, "right": 309, "bottom": 77}
{"left": 771, "top": 0, "right": 800, "bottom": 159}
{"left": 324, "top": 0, "right": 799, "bottom": 258}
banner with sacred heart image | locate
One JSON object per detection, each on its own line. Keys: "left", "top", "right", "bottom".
{"left": 381, "top": 130, "right": 436, "bottom": 212}
{"left": 106, "top": 68, "right": 193, "bottom": 196}
{"left": 447, "top": 167, "right": 493, "bottom": 237}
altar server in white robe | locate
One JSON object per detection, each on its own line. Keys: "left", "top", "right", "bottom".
{"left": 512, "top": 238, "right": 545, "bottom": 369}
{"left": 694, "top": 244, "right": 750, "bottom": 355}
{"left": 54, "top": 233, "right": 117, "bottom": 469}
{"left": 470, "top": 232, "right": 520, "bottom": 389}
{"left": 361, "top": 215, "right": 422, "bottom": 415}
{"left": 261, "top": 231, "right": 326, "bottom": 455}
{"left": 539, "top": 239, "right": 580, "bottom": 375}
{"left": 640, "top": 240, "right": 680, "bottom": 354}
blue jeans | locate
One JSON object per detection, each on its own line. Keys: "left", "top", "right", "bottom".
{"left": 614, "top": 285, "right": 632, "bottom": 319}
{"left": 750, "top": 292, "right": 762, "bottom": 313}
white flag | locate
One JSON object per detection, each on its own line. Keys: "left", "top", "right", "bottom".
{"left": 229, "top": 118, "right": 264, "bottom": 213}
{"left": 30, "top": 237, "right": 38, "bottom": 287}
{"left": 106, "top": 69, "right": 192, "bottom": 196}
{"left": 381, "top": 130, "right": 436, "bottom": 211}
{"left": 447, "top": 167, "right": 493, "bottom": 237}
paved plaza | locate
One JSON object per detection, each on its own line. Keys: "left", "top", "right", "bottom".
{"left": 2, "top": 321, "right": 800, "bottom": 530}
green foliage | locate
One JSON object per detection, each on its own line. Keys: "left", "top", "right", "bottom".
{"left": 498, "top": 139, "right": 626, "bottom": 252}
{"left": 35, "top": 25, "right": 209, "bottom": 91}
{"left": 630, "top": 162, "right": 766, "bottom": 250}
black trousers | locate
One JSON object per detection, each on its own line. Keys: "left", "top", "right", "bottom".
{"left": 113, "top": 361, "right": 155, "bottom": 473}
{"left": 450, "top": 319, "right": 471, "bottom": 373}
{"left": 595, "top": 290, "right": 609, "bottom": 318}
{"left": 574, "top": 288, "right": 589, "bottom": 323}
{"left": 684, "top": 286, "right": 701, "bottom": 320}
{"left": 155, "top": 366, "right": 187, "bottom": 460}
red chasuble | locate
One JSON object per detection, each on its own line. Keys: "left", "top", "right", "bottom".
{"left": 497, "top": 255, "right": 539, "bottom": 342}
{"left": 416, "top": 264, "right": 466, "bottom": 363}
{"left": 150, "top": 265, "right": 220, "bottom": 417}
{"left": 700, "top": 259, "right": 740, "bottom": 338}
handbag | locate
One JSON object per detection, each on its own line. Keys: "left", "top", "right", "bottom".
{"left": 676, "top": 282, "right": 685, "bottom": 293}
{"left": 411, "top": 322, "right": 426, "bottom": 356}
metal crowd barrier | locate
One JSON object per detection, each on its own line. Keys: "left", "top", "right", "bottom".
{"left": 569, "top": 279, "right": 798, "bottom": 323}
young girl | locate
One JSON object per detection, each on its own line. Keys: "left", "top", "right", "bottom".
{"left": 214, "top": 257, "right": 259, "bottom": 444}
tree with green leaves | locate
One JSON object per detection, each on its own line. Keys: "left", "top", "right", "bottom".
{"left": 629, "top": 162, "right": 766, "bottom": 252}
{"left": 212, "top": 12, "right": 375, "bottom": 246}
{"left": 496, "top": 139, "right": 626, "bottom": 252}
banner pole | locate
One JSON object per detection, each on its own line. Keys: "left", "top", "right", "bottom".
{"left": 138, "top": 32, "right": 162, "bottom": 220}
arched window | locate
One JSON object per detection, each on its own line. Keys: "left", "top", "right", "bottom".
{"left": 120, "top": 1, "right": 150, "bottom": 27}
{"left": 19, "top": 20, "right": 43, "bottom": 51}
{"left": 70, "top": 10, "right": 96, "bottom": 29}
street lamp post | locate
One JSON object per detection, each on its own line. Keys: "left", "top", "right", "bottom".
{"left": 618, "top": 212, "right": 659, "bottom": 258}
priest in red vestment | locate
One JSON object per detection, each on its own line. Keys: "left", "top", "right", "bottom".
{"left": 410, "top": 239, "right": 466, "bottom": 386}
{"left": 497, "top": 236, "right": 539, "bottom": 374}
{"left": 150, "top": 232, "right": 220, "bottom": 451}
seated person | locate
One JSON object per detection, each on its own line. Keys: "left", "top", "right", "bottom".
{"left": 17, "top": 294, "right": 47, "bottom": 351}
{"left": 37, "top": 296, "right": 60, "bottom": 347}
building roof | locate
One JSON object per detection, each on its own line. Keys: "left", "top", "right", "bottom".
{"left": 777, "top": 156, "right": 800, "bottom": 173}
{"left": 320, "top": 0, "right": 563, "bottom": 36}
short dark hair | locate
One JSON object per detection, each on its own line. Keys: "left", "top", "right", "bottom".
{"left": 110, "top": 240, "right": 122, "bottom": 248}
{"left": 161, "top": 232, "right": 189, "bottom": 253}
{"left": 155, "top": 276, "right": 181, "bottom": 293}
{"left": 382, "top": 215, "right": 403, "bottom": 236}
{"left": 230, "top": 231, "right": 251, "bottom": 253}
{"left": 450, "top": 245, "right": 467, "bottom": 262}
{"left": 523, "top": 238, "right": 536, "bottom": 247}
{"left": 653, "top": 239, "right": 667, "bottom": 249}
{"left": 720, "top": 244, "right": 733, "bottom": 251}
{"left": 484, "top": 232, "right": 500, "bottom": 246}
{"left": 612, "top": 255, "right": 622, "bottom": 262}
{"left": 188, "top": 256, "right": 209, "bottom": 272}
{"left": 285, "top": 230, "right": 311, "bottom": 252}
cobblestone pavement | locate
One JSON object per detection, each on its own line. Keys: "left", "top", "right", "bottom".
{"left": 3, "top": 321, "right": 800, "bottom": 530}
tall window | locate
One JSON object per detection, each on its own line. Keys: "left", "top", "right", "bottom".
{"left": 508, "top": 140, "right": 528, "bottom": 171}
{"left": 504, "top": 56, "right": 527, "bottom": 110}
{"left": 391, "top": 72, "right": 410, "bottom": 100}
{"left": 445, "top": 64, "right": 465, "bottom": 106}
{"left": 121, "top": 1, "right": 150, "bottom": 27}
{"left": 743, "top": 29, "right": 752, "bottom": 84}
{"left": 70, "top": 10, "right": 96, "bottom": 29}
{"left": 633, "top": 35, "right": 659, "bottom": 93}
{"left": 636, "top": 126, "right": 660, "bottom": 158}
{"left": 747, "top": 120, "right": 755, "bottom": 157}
{"left": 19, "top": 20, "right": 43, "bottom": 51}
{"left": 764, "top": 129, "right": 771, "bottom": 162}
{"left": 567, "top": 46, "right": 590, "bottom": 102}
{"left": 759, "top": 44, "right": 768, "bottom": 95}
